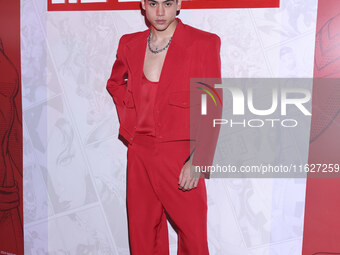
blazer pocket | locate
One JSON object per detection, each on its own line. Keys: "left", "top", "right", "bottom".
{"left": 123, "top": 91, "right": 135, "bottom": 108}
{"left": 168, "top": 91, "right": 190, "bottom": 108}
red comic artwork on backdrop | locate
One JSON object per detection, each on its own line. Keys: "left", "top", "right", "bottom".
{"left": 0, "top": 0, "right": 23, "bottom": 254}
{"left": 48, "top": 0, "right": 279, "bottom": 11}
{"left": 302, "top": 0, "right": 340, "bottom": 254}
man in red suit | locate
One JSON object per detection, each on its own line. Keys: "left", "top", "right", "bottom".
{"left": 107, "top": 0, "right": 222, "bottom": 254}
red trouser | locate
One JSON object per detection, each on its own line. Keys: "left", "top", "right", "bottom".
{"left": 126, "top": 134, "right": 209, "bottom": 255}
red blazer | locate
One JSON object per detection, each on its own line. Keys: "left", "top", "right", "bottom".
{"left": 107, "top": 18, "right": 222, "bottom": 170}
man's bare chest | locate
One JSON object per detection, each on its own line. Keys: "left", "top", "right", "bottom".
{"left": 143, "top": 48, "right": 168, "bottom": 83}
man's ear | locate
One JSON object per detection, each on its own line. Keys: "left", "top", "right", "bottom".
{"left": 176, "top": 0, "right": 182, "bottom": 11}
{"left": 141, "top": 0, "right": 146, "bottom": 10}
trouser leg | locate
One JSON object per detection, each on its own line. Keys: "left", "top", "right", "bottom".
{"left": 126, "top": 142, "right": 169, "bottom": 255}
{"left": 155, "top": 141, "right": 209, "bottom": 255}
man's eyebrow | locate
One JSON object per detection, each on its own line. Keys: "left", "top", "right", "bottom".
{"left": 148, "top": 0, "right": 175, "bottom": 2}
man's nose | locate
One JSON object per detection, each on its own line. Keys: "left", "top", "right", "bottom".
{"left": 156, "top": 5, "right": 165, "bottom": 16}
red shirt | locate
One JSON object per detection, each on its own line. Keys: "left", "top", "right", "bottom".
{"left": 134, "top": 73, "right": 159, "bottom": 136}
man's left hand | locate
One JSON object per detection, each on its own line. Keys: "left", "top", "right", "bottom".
{"left": 178, "top": 160, "right": 200, "bottom": 191}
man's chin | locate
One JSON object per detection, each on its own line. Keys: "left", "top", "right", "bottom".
{"left": 152, "top": 23, "right": 169, "bottom": 32}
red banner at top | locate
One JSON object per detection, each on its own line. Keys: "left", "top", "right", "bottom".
{"left": 48, "top": 0, "right": 280, "bottom": 11}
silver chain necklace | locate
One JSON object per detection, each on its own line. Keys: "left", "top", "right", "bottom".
{"left": 147, "top": 29, "right": 172, "bottom": 54}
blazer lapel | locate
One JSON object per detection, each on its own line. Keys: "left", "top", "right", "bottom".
{"left": 125, "top": 18, "right": 190, "bottom": 99}
{"left": 125, "top": 29, "right": 148, "bottom": 93}
{"left": 159, "top": 18, "right": 189, "bottom": 87}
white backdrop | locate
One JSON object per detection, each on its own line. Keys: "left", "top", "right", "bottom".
{"left": 22, "top": 0, "right": 318, "bottom": 254}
